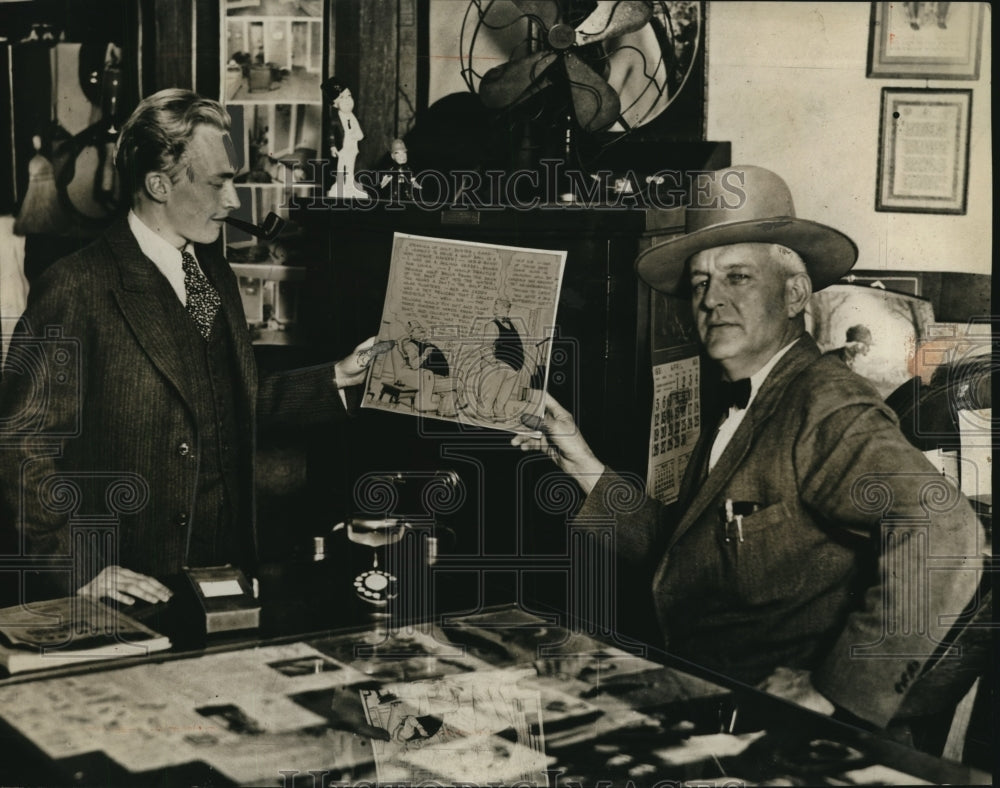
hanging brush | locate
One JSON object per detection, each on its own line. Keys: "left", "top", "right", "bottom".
{"left": 13, "top": 135, "right": 69, "bottom": 236}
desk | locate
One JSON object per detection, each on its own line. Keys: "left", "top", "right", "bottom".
{"left": 377, "top": 382, "right": 418, "bottom": 407}
{"left": 0, "top": 606, "right": 987, "bottom": 786}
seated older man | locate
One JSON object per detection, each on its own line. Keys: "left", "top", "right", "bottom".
{"left": 513, "top": 166, "right": 984, "bottom": 730}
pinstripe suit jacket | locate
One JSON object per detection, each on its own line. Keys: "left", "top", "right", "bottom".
{"left": 0, "top": 218, "right": 347, "bottom": 594}
{"left": 575, "top": 335, "right": 984, "bottom": 726}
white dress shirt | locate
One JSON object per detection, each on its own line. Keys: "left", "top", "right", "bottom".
{"left": 128, "top": 210, "right": 200, "bottom": 306}
{"left": 128, "top": 210, "right": 349, "bottom": 405}
{"left": 708, "top": 338, "right": 801, "bottom": 472}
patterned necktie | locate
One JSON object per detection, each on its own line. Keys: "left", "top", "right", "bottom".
{"left": 180, "top": 249, "right": 221, "bottom": 340}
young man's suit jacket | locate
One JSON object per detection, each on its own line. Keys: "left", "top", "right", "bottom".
{"left": 0, "top": 218, "right": 348, "bottom": 595}
{"left": 575, "top": 335, "right": 984, "bottom": 726}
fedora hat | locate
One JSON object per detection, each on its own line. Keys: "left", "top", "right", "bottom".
{"left": 635, "top": 166, "right": 858, "bottom": 294}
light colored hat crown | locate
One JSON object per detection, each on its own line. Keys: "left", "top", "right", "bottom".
{"left": 636, "top": 166, "right": 858, "bottom": 294}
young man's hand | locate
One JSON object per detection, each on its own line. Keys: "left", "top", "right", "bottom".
{"left": 334, "top": 337, "right": 395, "bottom": 388}
{"left": 78, "top": 566, "right": 173, "bottom": 605}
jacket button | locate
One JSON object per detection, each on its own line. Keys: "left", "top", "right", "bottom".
{"left": 175, "top": 512, "right": 189, "bottom": 526}
{"left": 178, "top": 442, "right": 191, "bottom": 457}
{"left": 907, "top": 660, "right": 920, "bottom": 675}
{"left": 894, "top": 681, "right": 905, "bottom": 694}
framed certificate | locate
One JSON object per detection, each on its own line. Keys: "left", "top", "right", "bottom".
{"left": 876, "top": 88, "right": 972, "bottom": 215}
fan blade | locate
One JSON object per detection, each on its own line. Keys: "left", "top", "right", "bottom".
{"left": 604, "top": 22, "right": 671, "bottom": 131}
{"left": 563, "top": 52, "right": 621, "bottom": 132}
{"left": 479, "top": 51, "right": 558, "bottom": 108}
{"left": 575, "top": 1, "right": 653, "bottom": 46}
{"left": 509, "top": 0, "right": 560, "bottom": 31}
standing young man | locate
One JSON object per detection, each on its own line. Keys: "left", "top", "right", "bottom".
{"left": 1, "top": 89, "right": 375, "bottom": 606}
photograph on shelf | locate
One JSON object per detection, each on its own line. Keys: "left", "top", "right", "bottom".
{"left": 867, "top": 1, "right": 985, "bottom": 79}
{"left": 876, "top": 88, "right": 971, "bottom": 215}
{"left": 231, "top": 263, "right": 306, "bottom": 345}
{"left": 224, "top": 11, "right": 323, "bottom": 103}
{"left": 228, "top": 103, "right": 323, "bottom": 186}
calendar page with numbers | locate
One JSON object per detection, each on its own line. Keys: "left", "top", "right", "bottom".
{"left": 645, "top": 288, "right": 701, "bottom": 505}
{"left": 646, "top": 356, "right": 701, "bottom": 505}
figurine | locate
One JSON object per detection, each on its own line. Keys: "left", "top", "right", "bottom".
{"left": 322, "top": 77, "right": 367, "bottom": 199}
{"left": 379, "top": 138, "right": 421, "bottom": 201}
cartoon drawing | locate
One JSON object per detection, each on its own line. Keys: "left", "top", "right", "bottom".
{"left": 360, "top": 674, "right": 546, "bottom": 785}
{"left": 362, "top": 234, "right": 565, "bottom": 432}
{"left": 467, "top": 298, "right": 528, "bottom": 423}
{"left": 371, "top": 319, "right": 458, "bottom": 417}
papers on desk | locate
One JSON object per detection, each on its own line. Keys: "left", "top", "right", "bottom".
{"left": 0, "top": 641, "right": 365, "bottom": 777}
{"left": 361, "top": 668, "right": 554, "bottom": 785}
{"left": 841, "top": 764, "right": 933, "bottom": 785}
{"left": 0, "top": 596, "right": 170, "bottom": 675}
{"left": 355, "top": 647, "right": 671, "bottom": 786}
{"left": 655, "top": 731, "right": 765, "bottom": 766}
{"left": 0, "top": 611, "right": 963, "bottom": 786}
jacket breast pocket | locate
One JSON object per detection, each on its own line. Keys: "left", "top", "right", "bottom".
{"left": 718, "top": 500, "right": 813, "bottom": 606}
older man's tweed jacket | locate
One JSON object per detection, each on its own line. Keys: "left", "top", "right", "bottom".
{"left": 576, "top": 335, "right": 983, "bottom": 726}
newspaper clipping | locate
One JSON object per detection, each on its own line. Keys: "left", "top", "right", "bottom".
{"left": 363, "top": 232, "right": 567, "bottom": 432}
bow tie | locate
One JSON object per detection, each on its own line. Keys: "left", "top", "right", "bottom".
{"left": 719, "top": 378, "right": 751, "bottom": 410}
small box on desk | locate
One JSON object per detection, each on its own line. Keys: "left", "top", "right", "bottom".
{"left": 176, "top": 566, "right": 260, "bottom": 638}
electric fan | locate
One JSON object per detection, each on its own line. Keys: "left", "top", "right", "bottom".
{"left": 461, "top": 0, "right": 700, "bottom": 147}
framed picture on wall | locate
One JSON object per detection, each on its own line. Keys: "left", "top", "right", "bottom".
{"left": 867, "top": 2, "right": 985, "bottom": 79}
{"left": 876, "top": 88, "right": 971, "bottom": 215}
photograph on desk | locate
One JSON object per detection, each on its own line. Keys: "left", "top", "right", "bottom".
{"left": 363, "top": 232, "right": 567, "bottom": 431}
{"left": 360, "top": 669, "right": 552, "bottom": 785}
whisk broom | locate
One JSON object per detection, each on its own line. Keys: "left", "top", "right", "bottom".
{"left": 13, "top": 135, "right": 68, "bottom": 236}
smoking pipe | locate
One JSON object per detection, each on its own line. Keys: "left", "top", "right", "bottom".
{"left": 224, "top": 212, "right": 286, "bottom": 241}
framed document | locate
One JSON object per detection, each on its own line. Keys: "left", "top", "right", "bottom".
{"left": 867, "top": 2, "right": 985, "bottom": 79}
{"left": 876, "top": 88, "right": 971, "bottom": 215}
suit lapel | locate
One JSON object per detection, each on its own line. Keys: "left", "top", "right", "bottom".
{"left": 106, "top": 219, "right": 199, "bottom": 410}
{"left": 668, "top": 414, "right": 754, "bottom": 550}
{"left": 665, "top": 336, "right": 822, "bottom": 551}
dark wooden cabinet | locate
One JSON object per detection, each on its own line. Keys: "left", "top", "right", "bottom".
{"left": 281, "top": 143, "right": 730, "bottom": 616}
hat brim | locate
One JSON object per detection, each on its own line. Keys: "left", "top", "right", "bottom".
{"left": 635, "top": 217, "right": 858, "bottom": 295}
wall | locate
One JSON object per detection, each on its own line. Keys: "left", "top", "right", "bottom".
{"left": 706, "top": 2, "right": 991, "bottom": 276}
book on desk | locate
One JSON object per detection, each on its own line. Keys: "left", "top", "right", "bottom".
{"left": 0, "top": 596, "right": 171, "bottom": 675}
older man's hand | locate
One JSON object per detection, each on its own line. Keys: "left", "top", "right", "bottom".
{"left": 510, "top": 393, "right": 606, "bottom": 494}
{"left": 757, "top": 666, "right": 836, "bottom": 716}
